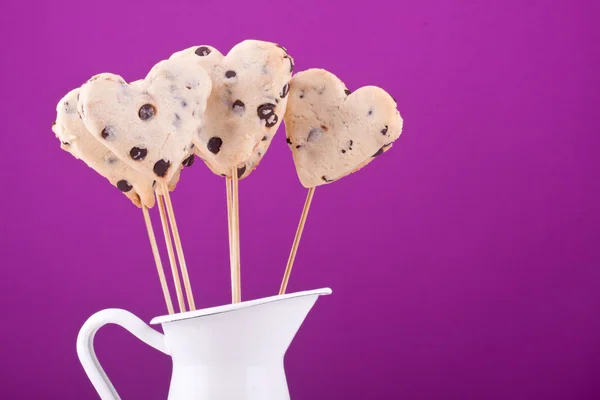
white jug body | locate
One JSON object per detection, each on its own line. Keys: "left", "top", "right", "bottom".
{"left": 77, "top": 288, "right": 332, "bottom": 400}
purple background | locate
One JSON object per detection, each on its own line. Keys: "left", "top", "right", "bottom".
{"left": 1, "top": 0, "right": 599, "bottom": 398}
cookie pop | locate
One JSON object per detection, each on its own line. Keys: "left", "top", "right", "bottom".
{"left": 53, "top": 88, "right": 175, "bottom": 314}
{"left": 77, "top": 58, "right": 213, "bottom": 311}
{"left": 279, "top": 68, "right": 403, "bottom": 294}
{"left": 169, "top": 40, "right": 293, "bottom": 302}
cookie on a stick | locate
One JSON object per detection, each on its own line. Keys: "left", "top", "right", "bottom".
{"left": 53, "top": 88, "right": 175, "bottom": 314}
{"left": 280, "top": 68, "right": 404, "bottom": 294}
{"left": 170, "top": 40, "right": 293, "bottom": 302}
{"left": 78, "top": 58, "right": 213, "bottom": 311}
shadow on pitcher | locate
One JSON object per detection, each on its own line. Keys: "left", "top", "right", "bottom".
{"left": 77, "top": 288, "right": 332, "bottom": 399}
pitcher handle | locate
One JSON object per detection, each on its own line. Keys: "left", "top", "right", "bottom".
{"left": 76, "top": 308, "right": 170, "bottom": 400}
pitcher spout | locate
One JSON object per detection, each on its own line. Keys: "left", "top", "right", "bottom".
{"left": 155, "top": 288, "right": 332, "bottom": 363}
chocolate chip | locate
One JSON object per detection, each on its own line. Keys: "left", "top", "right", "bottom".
{"left": 221, "top": 174, "right": 227, "bottom": 177}
{"left": 341, "top": 149, "right": 346, "bottom": 154}
{"left": 383, "top": 142, "right": 393, "bottom": 148}
{"left": 344, "top": 88, "right": 352, "bottom": 96}
{"left": 296, "top": 145, "right": 301, "bottom": 149}
{"left": 152, "top": 181, "right": 157, "bottom": 188}
{"left": 372, "top": 147, "right": 385, "bottom": 157}
{"left": 265, "top": 113, "right": 278, "bottom": 127}
{"left": 101, "top": 126, "right": 114, "bottom": 140}
{"left": 190, "top": 143, "right": 195, "bottom": 149}
{"left": 368, "top": 109, "right": 373, "bottom": 116}
{"left": 52, "top": 121, "right": 56, "bottom": 127}
{"left": 286, "top": 138, "right": 292, "bottom": 145}
{"left": 130, "top": 147, "right": 147, "bottom": 161}
{"left": 257, "top": 103, "right": 276, "bottom": 118}
{"left": 207, "top": 137, "right": 223, "bottom": 154}
{"left": 182, "top": 155, "right": 195, "bottom": 167}
{"left": 322, "top": 176, "right": 334, "bottom": 183}
{"left": 139, "top": 104, "right": 156, "bottom": 120}
{"left": 299, "top": 90, "right": 305, "bottom": 99}
{"left": 257, "top": 103, "right": 278, "bottom": 127}
{"left": 181, "top": 100, "right": 187, "bottom": 108}
{"left": 153, "top": 159, "right": 171, "bottom": 177}
{"left": 62, "top": 141, "right": 70, "bottom": 146}
{"left": 225, "top": 70, "right": 237, "bottom": 78}
{"left": 195, "top": 46, "right": 211, "bottom": 56}
{"left": 262, "top": 135, "right": 268, "bottom": 141}
{"left": 237, "top": 165, "right": 246, "bottom": 179}
{"left": 280, "top": 83, "right": 290, "bottom": 98}
{"left": 381, "top": 125, "right": 388, "bottom": 135}
{"left": 321, "top": 125, "right": 328, "bottom": 131}
{"left": 117, "top": 180, "right": 133, "bottom": 192}
{"left": 349, "top": 140, "right": 353, "bottom": 146}
{"left": 232, "top": 100, "right": 245, "bottom": 114}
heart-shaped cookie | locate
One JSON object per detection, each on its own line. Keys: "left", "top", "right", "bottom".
{"left": 54, "top": 89, "right": 191, "bottom": 208}
{"left": 283, "top": 69, "right": 403, "bottom": 188}
{"left": 169, "top": 40, "right": 293, "bottom": 179}
{"left": 77, "top": 58, "right": 212, "bottom": 184}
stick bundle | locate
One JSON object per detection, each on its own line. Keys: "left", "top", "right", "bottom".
{"left": 156, "top": 194, "right": 187, "bottom": 313}
{"left": 142, "top": 206, "right": 174, "bottom": 315}
{"left": 161, "top": 184, "right": 196, "bottom": 311}
{"left": 138, "top": 189, "right": 197, "bottom": 316}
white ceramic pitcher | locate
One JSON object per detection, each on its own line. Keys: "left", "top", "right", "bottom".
{"left": 77, "top": 288, "right": 332, "bottom": 399}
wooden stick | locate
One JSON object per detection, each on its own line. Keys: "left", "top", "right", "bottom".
{"left": 141, "top": 206, "right": 174, "bottom": 315}
{"left": 232, "top": 168, "right": 241, "bottom": 303}
{"left": 157, "top": 194, "right": 186, "bottom": 313}
{"left": 226, "top": 177, "right": 237, "bottom": 303}
{"left": 279, "top": 187, "right": 316, "bottom": 295}
{"left": 161, "top": 184, "right": 196, "bottom": 311}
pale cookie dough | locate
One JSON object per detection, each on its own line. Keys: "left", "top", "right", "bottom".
{"left": 170, "top": 40, "right": 293, "bottom": 179}
{"left": 283, "top": 69, "right": 403, "bottom": 188}
{"left": 77, "top": 58, "right": 212, "bottom": 185}
{"left": 54, "top": 89, "right": 191, "bottom": 208}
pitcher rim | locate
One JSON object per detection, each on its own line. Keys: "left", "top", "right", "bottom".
{"left": 150, "top": 287, "right": 332, "bottom": 325}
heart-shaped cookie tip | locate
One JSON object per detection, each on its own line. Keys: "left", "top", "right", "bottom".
{"left": 77, "top": 57, "right": 212, "bottom": 185}
{"left": 284, "top": 68, "right": 403, "bottom": 188}
{"left": 169, "top": 39, "right": 293, "bottom": 180}
{"left": 53, "top": 88, "right": 156, "bottom": 208}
